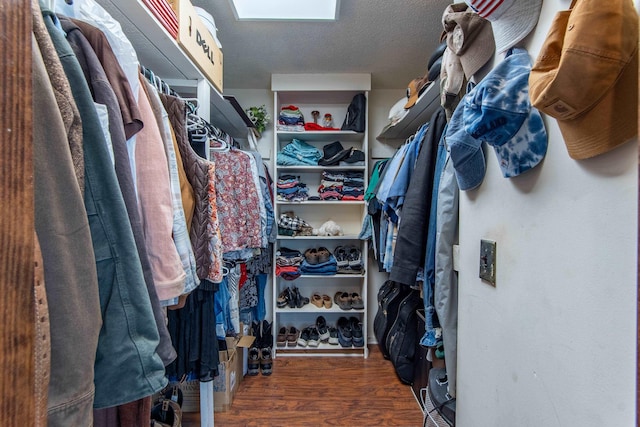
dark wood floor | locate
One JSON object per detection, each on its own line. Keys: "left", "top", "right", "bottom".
{"left": 182, "top": 346, "right": 423, "bottom": 427}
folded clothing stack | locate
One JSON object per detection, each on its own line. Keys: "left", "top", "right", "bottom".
{"left": 276, "top": 139, "right": 322, "bottom": 166}
{"left": 276, "top": 174, "right": 309, "bottom": 202}
{"left": 277, "top": 211, "right": 313, "bottom": 237}
{"left": 277, "top": 105, "right": 305, "bottom": 131}
{"left": 275, "top": 247, "right": 303, "bottom": 280}
{"left": 318, "top": 170, "right": 365, "bottom": 201}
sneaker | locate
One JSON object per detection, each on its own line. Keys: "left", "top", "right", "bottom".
{"left": 350, "top": 316, "right": 364, "bottom": 347}
{"left": 347, "top": 246, "right": 362, "bottom": 269}
{"left": 334, "top": 246, "right": 349, "bottom": 268}
{"left": 307, "top": 327, "right": 320, "bottom": 347}
{"left": 328, "top": 327, "right": 339, "bottom": 345}
{"left": 316, "top": 316, "right": 330, "bottom": 342}
{"left": 337, "top": 317, "right": 352, "bottom": 347}
{"left": 297, "top": 327, "right": 310, "bottom": 347}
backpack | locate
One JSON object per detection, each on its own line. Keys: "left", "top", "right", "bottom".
{"left": 373, "top": 280, "right": 412, "bottom": 359}
{"left": 385, "top": 289, "right": 422, "bottom": 384}
{"left": 341, "top": 93, "right": 366, "bottom": 132}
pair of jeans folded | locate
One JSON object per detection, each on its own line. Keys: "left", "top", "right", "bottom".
{"left": 299, "top": 256, "right": 338, "bottom": 275}
{"left": 279, "top": 139, "right": 322, "bottom": 165}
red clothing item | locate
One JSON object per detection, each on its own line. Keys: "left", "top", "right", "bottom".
{"left": 239, "top": 263, "right": 248, "bottom": 288}
{"left": 304, "top": 122, "right": 341, "bottom": 131}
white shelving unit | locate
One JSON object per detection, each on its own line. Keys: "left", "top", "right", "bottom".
{"left": 271, "top": 74, "right": 371, "bottom": 358}
{"left": 376, "top": 77, "right": 441, "bottom": 144}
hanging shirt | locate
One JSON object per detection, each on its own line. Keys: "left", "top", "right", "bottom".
{"left": 212, "top": 149, "right": 263, "bottom": 253}
{"left": 137, "top": 77, "right": 187, "bottom": 300}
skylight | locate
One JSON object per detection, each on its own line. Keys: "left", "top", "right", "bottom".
{"left": 229, "top": 0, "right": 340, "bottom": 21}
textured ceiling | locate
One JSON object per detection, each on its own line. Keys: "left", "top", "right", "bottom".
{"left": 192, "top": 0, "right": 452, "bottom": 90}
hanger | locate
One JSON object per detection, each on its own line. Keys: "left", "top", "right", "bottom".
{"left": 182, "top": 98, "right": 199, "bottom": 115}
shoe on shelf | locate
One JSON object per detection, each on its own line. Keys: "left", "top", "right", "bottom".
{"left": 334, "top": 291, "right": 352, "bottom": 310}
{"left": 316, "top": 247, "right": 331, "bottom": 264}
{"left": 289, "top": 286, "right": 299, "bottom": 308}
{"left": 337, "top": 316, "right": 352, "bottom": 347}
{"left": 350, "top": 292, "right": 364, "bottom": 310}
{"left": 291, "top": 286, "right": 309, "bottom": 308}
{"left": 311, "top": 292, "right": 323, "bottom": 308}
{"left": 260, "top": 347, "right": 273, "bottom": 375}
{"left": 276, "top": 326, "right": 287, "bottom": 347}
{"left": 277, "top": 287, "right": 291, "bottom": 308}
{"left": 347, "top": 246, "right": 362, "bottom": 269}
{"left": 307, "top": 327, "right": 320, "bottom": 347}
{"left": 304, "top": 248, "right": 319, "bottom": 265}
{"left": 316, "top": 316, "right": 330, "bottom": 342}
{"left": 322, "top": 294, "right": 333, "bottom": 309}
{"left": 334, "top": 246, "right": 349, "bottom": 268}
{"left": 349, "top": 316, "right": 364, "bottom": 348}
{"left": 328, "top": 326, "right": 339, "bottom": 345}
{"left": 286, "top": 326, "right": 300, "bottom": 346}
{"left": 297, "top": 327, "right": 310, "bottom": 347}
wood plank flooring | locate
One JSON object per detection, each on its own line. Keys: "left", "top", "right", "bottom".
{"left": 182, "top": 346, "right": 423, "bottom": 427}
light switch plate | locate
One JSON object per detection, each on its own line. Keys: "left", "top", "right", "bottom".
{"left": 479, "top": 239, "right": 496, "bottom": 286}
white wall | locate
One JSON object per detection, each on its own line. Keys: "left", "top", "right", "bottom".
{"left": 455, "top": 2, "right": 638, "bottom": 426}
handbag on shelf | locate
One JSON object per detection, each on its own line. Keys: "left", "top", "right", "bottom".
{"left": 341, "top": 93, "right": 366, "bottom": 132}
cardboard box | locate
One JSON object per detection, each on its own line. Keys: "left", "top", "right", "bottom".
{"left": 174, "top": 0, "right": 223, "bottom": 92}
{"left": 181, "top": 333, "right": 255, "bottom": 413}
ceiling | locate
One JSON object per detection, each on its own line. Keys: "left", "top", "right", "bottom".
{"left": 192, "top": 0, "right": 452, "bottom": 90}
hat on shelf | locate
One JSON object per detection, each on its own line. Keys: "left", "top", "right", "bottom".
{"left": 404, "top": 76, "right": 432, "bottom": 109}
{"left": 447, "top": 47, "right": 548, "bottom": 188}
{"left": 404, "top": 39, "right": 448, "bottom": 110}
{"left": 464, "top": 0, "right": 542, "bottom": 54}
{"left": 318, "top": 141, "right": 352, "bottom": 166}
{"left": 427, "top": 39, "right": 448, "bottom": 71}
{"left": 528, "top": 0, "right": 638, "bottom": 160}
{"left": 340, "top": 148, "right": 365, "bottom": 165}
{"left": 440, "top": 3, "right": 494, "bottom": 117}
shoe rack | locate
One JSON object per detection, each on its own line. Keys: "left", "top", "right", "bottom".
{"left": 271, "top": 74, "right": 371, "bottom": 358}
